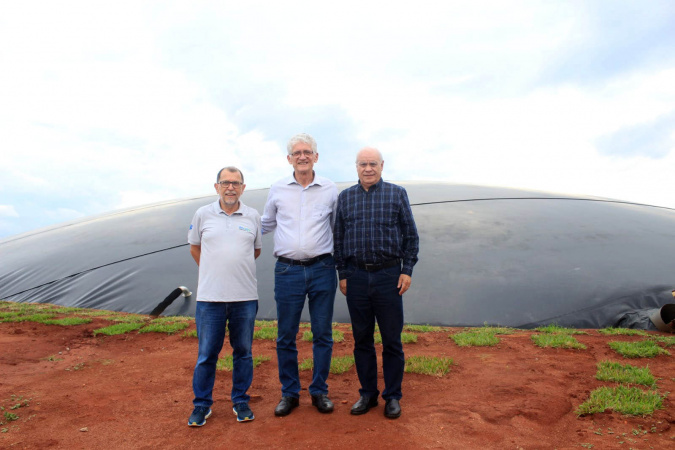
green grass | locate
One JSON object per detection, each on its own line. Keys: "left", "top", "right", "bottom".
{"left": 597, "top": 327, "right": 648, "bottom": 336}
{"left": 302, "top": 329, "right": 345, "bottom": 343}
{"left": 102, "top": 315, "right": 147, "bottom": 323}
{"left": 255, "top": 320, "right": 277, "bottom": 328}
{"left": 298, "top": 322, "right": 312, "bottom": 328}
{"left": 576, "top": 386, "right": 664, "bottom": 416}
{"left": 534, "top": 324, "right": 586, "bottom": 335}
{"left": 183, "top": 329, "right": 198, "bottom": 338}
{"left": 608, "top": 340, "right": 670, "bottom": 358}
{"left": 649, "top": 335, "right": 675, "bottom": 347}
{"left": 42, "top": 317, "right": 93, "bottom": 326}
{"left": 531, "top": 334, "right": 586, "bottom": 349}
{"left": 403, "top": 324, "right": 443, "bottom": 332}
{"left": 595, "top": 361, "right": 656, "bottom": 386}
{"left": 0, "top": 313, "right": 56, "bottom": 323}
{"left": 452, "top": 330, "right": 499, "bottom": 347}
{"left": 253, "top": 327, "right": 278, "bottom": 340}
{"left": 78, "top": 310, "right": 119, "bottom": 317}
{"left": 217, "top": 355, "right": 271, "bottom": 371}
{"left": 373, "top": 332, "right": 417, "bottom": 344}
{"left": 139, "top": 321, "right": 189, "bottom": 334}
{"left": 50, "top": 307, "right": 87, "bottom": 314}
{"left": 93, "top": 322, "right": 144, "bottom": 336}
{"left": 298, "top": 355, "right": 356, "bottom": 374}
{"left": 405, "top": 355, "right": 453, "bottom": 376}
{"left": 147, "top": 316, "right": 193, "bottom": 323}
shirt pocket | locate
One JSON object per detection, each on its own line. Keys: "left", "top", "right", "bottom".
{"left": 312, "top": 204, "right": 332, "bottom": 219}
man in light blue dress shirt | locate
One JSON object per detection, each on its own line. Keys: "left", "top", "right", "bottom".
{"left": 262, "top": 133, "right": 338, "bottom": 416}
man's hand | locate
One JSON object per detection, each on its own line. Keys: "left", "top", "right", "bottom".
{"left": 339, "top": 279, "right": 347, "bottom": 296}
{"left": 397, "top": 274, "right": 411, "bottom": 295}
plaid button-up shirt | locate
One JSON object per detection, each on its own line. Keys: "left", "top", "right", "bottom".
{"left": 333, "top": 179, "right": 419, "bottom": 279}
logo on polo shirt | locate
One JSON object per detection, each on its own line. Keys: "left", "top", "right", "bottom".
{"left": 189, "top": 224, "right": 193, "bottom": 230}
{"left": 238, "top": 225, "right": 253, "bottom": 233}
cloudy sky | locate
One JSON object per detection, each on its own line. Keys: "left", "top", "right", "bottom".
{"left": 1, "top": 1, "right": 674, "bottom": 238}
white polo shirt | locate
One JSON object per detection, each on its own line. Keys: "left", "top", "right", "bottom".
{"left": 188, "top": 200, "right": 262, "bottom": 302}
{"left": 261, "top": 173, "right": 337, "bottom": 260}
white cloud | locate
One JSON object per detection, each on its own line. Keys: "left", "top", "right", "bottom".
{"left": 0, "top": 205, "right": 19, "bottom": 218}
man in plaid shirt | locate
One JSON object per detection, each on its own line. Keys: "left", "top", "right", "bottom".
{"left": 333, "top": 147, "right": 419, "bottom": 419}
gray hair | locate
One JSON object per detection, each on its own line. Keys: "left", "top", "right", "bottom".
{"left": 355, "top": 147, "right": 383, "bottom": 163}
{"left": 216, "top": 166, "right": 244, "bottom": 184}
{"left": 287, "top": 133, "right": 317, "bottom": 155}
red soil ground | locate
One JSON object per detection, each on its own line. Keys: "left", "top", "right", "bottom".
{"left": 1, "top": 316, "right": 674, "bottom": 449}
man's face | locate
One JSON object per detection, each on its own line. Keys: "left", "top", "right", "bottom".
{"left": 356, "top": 148, "right": 383, "bottom": 190}
{"left": 287, "top": 141, "right": 318, "bottom": 174}
{"left": 214, "top": 170, "right": 245, "bottom": 208}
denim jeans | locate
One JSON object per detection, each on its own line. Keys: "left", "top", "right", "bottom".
{"left": 345, "top": 264, "right": 404, "bottom": 401}
{"left": 275, "top": 255, "right": 337, "bottom": 397}
{"left": 193, "top": 300, "right": 258, "bottom": 407}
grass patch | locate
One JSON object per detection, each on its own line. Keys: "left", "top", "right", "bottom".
{"left": 595, "top": 361, "right": 656, "bottom": 386}
{"left": 531, "top": 334, "right": 586, "bottom": 349}
{"left": 183, "top": 329, "right": 198, "bottom": 338}
{"left": 649, "top": 335, "right": 675, "bottom": 348}
{"left": 217, "top": 355, "right": 271, "bottom": 371}
{"left": 147, "top": 316, "right": 192, "bottom": 323}
{"left": 373, "top": 332, "right": 417, "bottom": 344}
{"left": 405, "top": 355, "right": 453, "bottom": 377}
{"left": 403, "top": 324, "right": 443, "bottom": 332}
{"left": 608, "top": 340, "right": 670, "bottom": 358}
{"left": 42, "top": 317, "right": 93, "bottom": 326}
{"left": 253, "top": 327, "right": 278, "bottom": 340}
{"left": 50, "top": 306, "right": 87, "bottom": 314}
{"left": 139, "top": 321, "right": 189, "bottom": 334}
{"left": 576, "top": 386, "right": 664, "bottom": 416}
{"left": 0, "top": 313, "right": 56, "bottom": 323}
{"left": 255, "top": 320, "right": 277, "bottom": 328}
{"left": 299, "top": 322, "right": 311, "bottom": 328}
{"left": 78, "top": 310, "right": 119, "bottom": 317}
{"left": 534, "top": 324, "right": 586, "bottom": 335}
{"left": 297, "top": 355, "right": 356, "bottom": 374}
{"left": 302, "top": 329, "right": 345, "bottom": 343}
{"left": 598, "top": 327, "right": 648, "bottom": 336}
{"left": 102, "top": 315, "right": 147, "bottom": 323}
{"left": 93, "top": 322, "right": 144, "bottom": 336}
{"left": 452, "top": 330, "right": 499, "bottom": 347}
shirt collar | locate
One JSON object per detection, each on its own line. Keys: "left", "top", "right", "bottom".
{"left": 213, "top": 200, "right": 245, "bottom": 215}
{"left": 358, "top": 177, "right": 383, "bottom": 192}
{"left": 287, "top": 171, "right": 322, "bottom": 187}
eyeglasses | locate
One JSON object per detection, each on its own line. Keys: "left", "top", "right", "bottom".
{"left": 218, "top": 181, "right": 243, "bottom": 188}
{"left": 291, "top": 150, "right": 314, "bottom": 158}
{"left": 356, "top": 161, "right": 380, "bottom": 168}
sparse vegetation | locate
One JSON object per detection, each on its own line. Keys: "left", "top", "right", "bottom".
{"left": 534, "top": 324, "right": 586, "bottom": 335}
{"left": 183, "top": 329, "right": 198, "bottom": 338}
{"left": 595, "top": 361, "right": 656, "bottom": 386}
{"left": 42, "top": 317, "right": 93, "bottom": 326}
{"left": 403, "top": 324, "right": 443, "bottom": 332}
{"left": 405, "top": 355, "right": 453, "bottom": 376}
{"left": 531, "top": 334, "right": 586, "bottom": 349}
{"left": 139, "top": 321, "right": 189, "bottom": 334}
{"left": 576, "top": 386, "right": 663, "bottom": 416}
{"left": 93, "top": 322, "right": 144, "bottom": 336}
{"left": 255, "top": 320, "right": 277, "bottom": 328}
{"left": 373, "top": 332, "right": 417, "bottom": 344}
{"left": 608, "top": 340, "right": 670, "bottom": 358}
{"left": 298, "top": 355, "right": 356, "bottom": 374}
{"left": 649, "top": 335, "right": 675, "bottom": 348}
{"left": 452, "top": 330, "right": 499, "bottom": 347}
{"left": 253, "top": 327, "right": 278, "bottom": 340}
{"left": 216, "top": 355, "right": 271, "bottom": 371}
{"left": 598, "top": 327, "right": 648, "bottom": 336}
{"left": 302, "top": 329, "right": 345, "bottom": 343}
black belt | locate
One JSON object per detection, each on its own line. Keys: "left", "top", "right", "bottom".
{"left": 355, "top": 259, "right": 400, "bottom": 272}
{"left": 277, "top": 253, "right": 331, "bottom": 267}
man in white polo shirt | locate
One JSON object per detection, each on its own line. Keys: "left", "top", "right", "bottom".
{"left": 187, "top": 166, "right": 262, "bottom": 427}
{"left": 262, "top": 133, "right": 338, "bottom": 416}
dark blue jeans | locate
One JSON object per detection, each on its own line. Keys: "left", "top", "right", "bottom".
{"left": 192, "top": 300, "right": 258, "bottom": 407}
{"left": 345, "top": 264, "right": 404, "bottom": 401}
{"left": 275, "top": 255, "right": 337, "bottom": 397}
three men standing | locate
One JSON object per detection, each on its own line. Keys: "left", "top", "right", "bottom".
{"left": 188, "top": 167, "right": 262, "bottom": 426}
{"left": 334, "top": 147, "right": 420, "bottom": 419}
{"left": 262, "top": 133, "right": 339, "bottom": 416}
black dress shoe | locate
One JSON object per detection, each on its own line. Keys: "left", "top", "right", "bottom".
{"left": 350, "top": 396, "right": 378, "bottom": 415}
{"left": 384, "top": 398, "right": 401, "bottom": 419}
{"left": 311, "top": 394, "right": 334, "bottom": 413}
{"left": 274, "top": 396, "right": 299, "bottom": 416}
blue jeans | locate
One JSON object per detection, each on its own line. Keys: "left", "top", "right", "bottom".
{"left": 275, "top": 255, "right": 337, "bottom": 397}
{"left": 345, "top": 264, "right": 404, "bottom": 401}
{"left": 193, "top": 300, "right": 258, "bottom": 407}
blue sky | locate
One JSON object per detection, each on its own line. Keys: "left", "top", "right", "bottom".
{"left": 1, "top": 1, "right": 674, "bottom": 238}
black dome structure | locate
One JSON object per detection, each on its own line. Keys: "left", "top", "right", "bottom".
{"left": 2, "top": 182, "right": 674, "bottom": 329}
